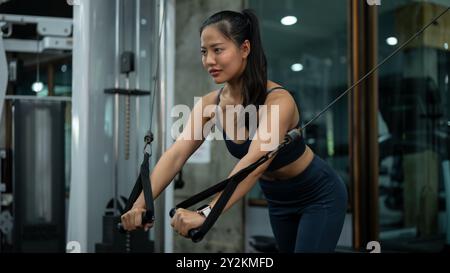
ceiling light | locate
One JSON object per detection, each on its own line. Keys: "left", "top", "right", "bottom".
{"left": 32, "top": 81, "right": 44, "bottom": 92}
{"left": 281, "top": 16, "right": 297, "bottom": 26}
{"left": 291, "top": 63, "right": 303, "bottom": 72}
{"left": 386, "top": 37, "right": 398, "bottom": 46}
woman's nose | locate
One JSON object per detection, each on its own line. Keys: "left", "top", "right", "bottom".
{"left": 205, "top": 53, "right": 216, "bottom": 65}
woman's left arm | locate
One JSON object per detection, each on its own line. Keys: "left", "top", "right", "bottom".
{"left": 209, "top": 91, "right": 297, "bottom": 211}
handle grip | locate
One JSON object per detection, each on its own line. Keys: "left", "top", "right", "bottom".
{"left": 117, "top": 210, "right": 154, "bottom": 233}
{"left": 188, "top": 228, "right": 203, "bottom": 243}
{"left": 169, "top": 207, "right": 204, "bottom": 243}
{"left": 169, "top": 207, "right": 177, "bottom": 218}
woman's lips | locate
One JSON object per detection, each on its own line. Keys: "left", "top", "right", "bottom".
{"left": 209, "top": 70, "right": 221, "bottom": 77}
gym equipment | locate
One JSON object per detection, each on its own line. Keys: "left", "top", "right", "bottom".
{"left": 0, "top": 32, "right": 7, "bottom": 122}
{"left": 124, "top": 6, "right": 450, "bottom": 243}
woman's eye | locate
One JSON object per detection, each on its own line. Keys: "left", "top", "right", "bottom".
{"left": 201, "top": 50, "right": 206, "bottom": 55}
{"left": 215, "top": 48, "right": 223, "bottom": 53}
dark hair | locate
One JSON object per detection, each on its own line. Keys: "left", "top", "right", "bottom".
{"left": 200, "top": 9, "right": 267, "bottom": 109}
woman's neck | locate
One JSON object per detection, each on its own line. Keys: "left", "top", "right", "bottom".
{"left": 224, "top": 79, "right": 244, "bottom": 104}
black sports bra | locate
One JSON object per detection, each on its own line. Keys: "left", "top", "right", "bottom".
{"left": 215, "top": 86, "right": 306, "bottom": 171}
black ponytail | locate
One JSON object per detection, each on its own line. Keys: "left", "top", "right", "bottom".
{"left": 200, "top": 9, "right": 268, "bottom": 109}
{"left": 241, "top": 9, "right": 267, "bottom": 109}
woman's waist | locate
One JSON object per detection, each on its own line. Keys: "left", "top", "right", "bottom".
{"left": 261, "top": 146, "right": 314, "bottom": 181}
{"left": 258, "top": 154, "right": 340, "bottom": 206}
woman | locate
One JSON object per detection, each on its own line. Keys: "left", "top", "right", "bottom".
{"left": 121, "top": 9, "right": 348, "bottom": 253}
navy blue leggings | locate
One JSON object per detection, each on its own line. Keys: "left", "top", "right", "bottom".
{"left": 259, "top": 155, "right": 348, "bottom": 253}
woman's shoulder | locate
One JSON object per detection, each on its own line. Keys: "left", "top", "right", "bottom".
{"left": 265, "top": 81, "right": 294, "bottom": 104}
{"left": 265, "top": 81, "right": 300, "bottom": 127}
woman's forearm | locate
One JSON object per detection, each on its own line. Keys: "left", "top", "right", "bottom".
{"left": 208, "top": 154, "right": 269, "bottom": 213}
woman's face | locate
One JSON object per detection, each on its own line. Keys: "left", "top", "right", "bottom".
{"left": 200, "top": 25, "right": 249, "bottom": 84}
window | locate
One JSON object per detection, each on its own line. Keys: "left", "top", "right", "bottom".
{"left": 377, "top": 0, "right": 450, "bottom": 252}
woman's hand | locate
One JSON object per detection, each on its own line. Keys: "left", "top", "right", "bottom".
{"left": 170, "top": 208, "right": 206, "bottom": 238}
{"left": 120, "top": 205, "right": 154, "bottom": 231}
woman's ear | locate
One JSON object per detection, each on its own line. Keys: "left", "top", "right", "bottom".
{"left": 241, "top": 40, "right": 251, "bottom": 59}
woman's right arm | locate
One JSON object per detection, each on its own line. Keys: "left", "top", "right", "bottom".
{"left": 121, "top": 90, "right": 217, "bottom": 231}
